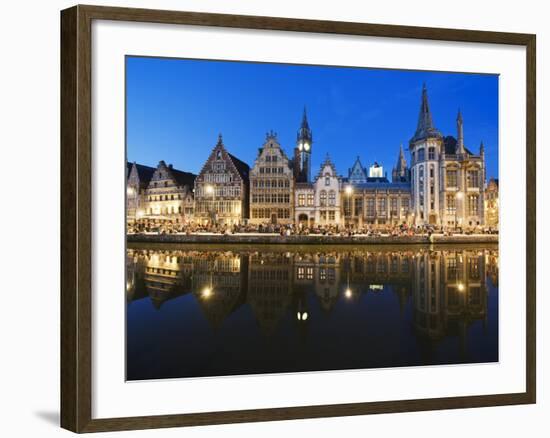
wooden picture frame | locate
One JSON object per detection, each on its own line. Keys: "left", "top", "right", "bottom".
{"left": 60, "top": 4, "right": 536, "bottom": 433}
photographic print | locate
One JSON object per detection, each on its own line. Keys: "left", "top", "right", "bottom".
{"left": 125, "top": 57, "right": 499, "bottom": 381}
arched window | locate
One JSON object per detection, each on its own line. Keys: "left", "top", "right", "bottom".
{"left": 320, "top": 190, "right": 327, "bottom": 207}
{"left": 417, "top": 148, "right": 425, "bottom": 161}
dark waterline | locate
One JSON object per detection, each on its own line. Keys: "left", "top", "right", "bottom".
{"left": 126, "top": 244, "right": 499, "bottom": 380}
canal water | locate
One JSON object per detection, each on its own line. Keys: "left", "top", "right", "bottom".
{"left": 126, "top": 244, "right": 499, "bottom": 381}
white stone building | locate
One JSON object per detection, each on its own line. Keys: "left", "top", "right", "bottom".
{"left": 409, "top": 84, "right": 486, "bottom": 228}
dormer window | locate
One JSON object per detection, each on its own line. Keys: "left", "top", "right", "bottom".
{"left": 325, "top": 176, "right": 330, "bottom": 186}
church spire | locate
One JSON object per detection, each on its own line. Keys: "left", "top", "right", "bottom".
{"left": 396, "top": 143, "right": 407, "bottom": 170}
{"left": 456, "top": 109, "right": 465, "bottom": 154}
{"left": 392, "top": 144, "right": 410, "bottom": 183}
{"left": 410, "top": 83, "right": 442, "bottom": 143}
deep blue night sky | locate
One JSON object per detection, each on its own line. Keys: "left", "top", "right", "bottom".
{"left": 126, "top": 56, "right": 499, "bottom": 179}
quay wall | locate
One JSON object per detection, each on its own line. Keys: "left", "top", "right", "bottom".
{"left": 127, "top": 233, "right": 498, "bottom": 245}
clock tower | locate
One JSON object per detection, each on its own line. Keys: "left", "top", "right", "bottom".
{"left": 294, "top": 107, "right": 313, "bottom": 182}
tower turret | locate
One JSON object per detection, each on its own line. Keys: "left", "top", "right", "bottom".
{"left": 409, "top": 84, "right": 443, "bottom": 227}
{"left": 294, "top": 107, "right": 313, "bottom": 182}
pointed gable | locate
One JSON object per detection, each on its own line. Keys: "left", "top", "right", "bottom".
{"left": 196, "top": 134, "right": 250, "bottom": 186}
{"left": 128, "top": 162, "right": 156, "bottom": 190}
{"left": 348, "top": 156, "right": 367, "bottom": 183}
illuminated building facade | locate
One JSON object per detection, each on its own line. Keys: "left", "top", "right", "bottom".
{"left": 126, "top": 162, "right": 156, "bottom": 224}
{"left": 313, "top": 156, "right": 342, "bottom": 226}
{"left": 141, "top": 161, "right": 196, "bottom": 224}
{"left": 341, "top": 150, "right": 412, "bottom": 228}
{"left": 485, "top": 177, "right": 499, "bottom": 228}
{"left": 249, "top": 131, "right": 294, "bottom": 225}
{"left": 409, "top": 84, "right": 486, "bottom": 228}
{"left": 194, "top": 135, "right": 250, "bottom": 225}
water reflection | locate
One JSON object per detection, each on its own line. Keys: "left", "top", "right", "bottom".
{"left": 126, "top": 245, "right": 498, "bottom": 380}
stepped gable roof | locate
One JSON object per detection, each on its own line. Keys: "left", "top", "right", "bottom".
{"left": 315, "top": 154, "right": 338, "bottom": 180}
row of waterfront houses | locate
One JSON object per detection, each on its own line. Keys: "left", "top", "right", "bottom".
{"left": 126, "top": 85, "right": 499, "bottom": 230}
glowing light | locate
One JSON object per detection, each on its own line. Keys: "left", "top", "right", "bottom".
{"left": 345, "top": 288, "right": 352, "bottom": 299}
{"left": 302, "top": 312, "right": 308, "bottom": 321}
{"left": 456, "top": 192, "right": 464, "bottom": 200}
{"left": 202, "top": 287, "right": 212, "bottom": 298}
{"left": 304, "top": 143, "right": 310, "bottom": 151}
{"left": 296, "top": 312, "right": 301, "bottom": 321}
{"left": 345, "top": 186, "right": 353, "bottom": 196}
{"left": 205, "top": 185, "right": 214, "bottom": 194}
{"left": 457, "top": 283, "right": 465, "bottom": 292}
